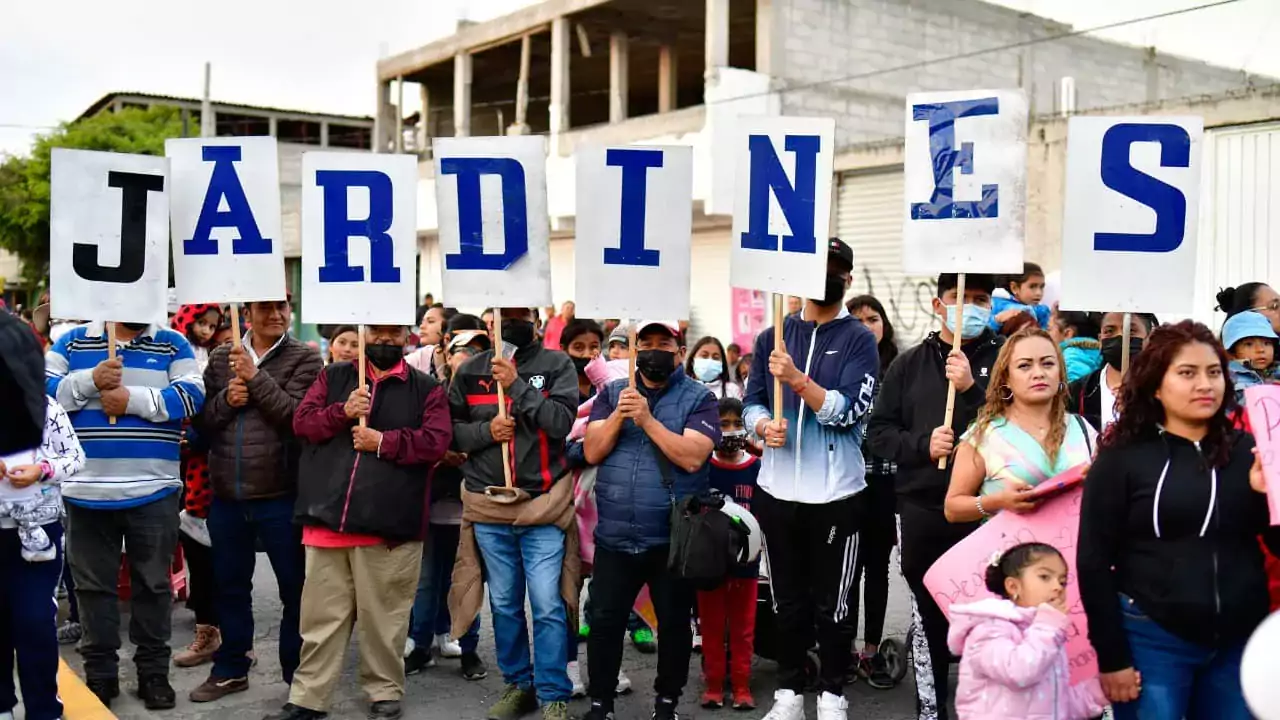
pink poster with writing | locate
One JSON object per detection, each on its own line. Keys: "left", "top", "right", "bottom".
{"left": 731, "top": 288, "right": 766, "bottom": 351}
{"left": 923, "top": 477, "right": 1098, "bottom": 685}
{"left": 1243, "top": 385, "right": 1280, "bottom": 524}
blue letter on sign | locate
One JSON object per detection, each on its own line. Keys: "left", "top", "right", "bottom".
{"left": 740, "top": 135, "right": 820, "bottom": 254}
{"left": 441, "top": 158, "right": 528, "bottom": 271}
{"left": 910, "top": 98, "right": 1000, "bottom": 220}
{"left": 1095, "top": 123, "right": 1191, "bottom": 253}
{"left": 604, "top": 148, "right": 663, "bottom": 267}
{"left": 184, "top": 146, "right": 272, "bottom": 256}
{"left": 315, "top": 170, "right": 400, "bottom": 283}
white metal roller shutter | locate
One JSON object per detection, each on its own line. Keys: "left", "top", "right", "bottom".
{"left": 689, "top": 229, "right": 732, "bottom": 344}
{"left": 836, "top": 168, "right": 939, "bottom": 344}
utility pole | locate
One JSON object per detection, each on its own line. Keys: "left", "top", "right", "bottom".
{"left": 202, "top": 62, "right": 214, "bottom": 138}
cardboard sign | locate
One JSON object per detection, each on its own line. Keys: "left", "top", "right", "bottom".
{"left": 300, "top": 152, "right": 418, "bottom": 326}
{"left": 49, "top": 148, "right": 170, "bottom": 325}
{"left": 167, "top": 137, "right": 285, "bottom": 304}
{"left": 902, "top": 89, "right": 1027, "bottom": 275}
{"left": 574, "top": 145, "right": 693, "bottom": 320}
{"left": 434, "top": 135, "right": 552, "bottom": 309}
{"left": 924, "top": 479, "right": 1098, "bottom": 684}
{"left": 1059, "top": 116, "right": 1204, "bottom": 314}
{"left": 1243, "top": 385, "right": 1280, "bottom": 524}
{"left": 730, "top": 116, "right": 834, "bottom": 299}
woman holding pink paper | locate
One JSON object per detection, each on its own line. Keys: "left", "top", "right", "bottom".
{"left": 1077, "top": 320, "right": 1279, "bottom": 720}
{"left": 943, "top": 327, "right": 1096, "bottom": 525}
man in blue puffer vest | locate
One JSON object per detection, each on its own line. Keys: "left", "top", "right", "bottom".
{"left": 581, "top": 320, "right": 721, "bottom": 720}
{"left": 743, "top": 238, "right": 879, "bottom": 720}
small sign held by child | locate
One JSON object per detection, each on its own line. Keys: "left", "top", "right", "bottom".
{"left": 1242, "top": 385, "right": 1280, "bottom": 525}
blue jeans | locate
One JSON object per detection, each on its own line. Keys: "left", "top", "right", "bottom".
{"left": 410, "top": 523, "right": 480, "bottom": 653}
{"left": 208, "top": 496, "right": 305, "bottom": 683}
{"left": 0, "top": 523, "right": 64, "bottom": 720}
{"left": 473, "top": 522, "right": 571, "bottom": 704}
{"left": 1112, "top": 594, "right": 1252, "bottom": 720}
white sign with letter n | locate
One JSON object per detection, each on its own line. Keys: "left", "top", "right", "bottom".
{"left": 434, "top": 135, "right": 552, "bottom": 309}
{"left": 167, "top": 136, "right": 285, "bottom": 304}
{"left": 902, "top": 89, "right": 1027, "bottom": 275}
{"left": 49, "top": 148, "right": 170, "bottom": 325}
{"left": 574, "top": 145, "right": 693, "bottom": 320}
{"left": 1059, "top": 116, "right": 1204, "bottom": 315}
{"left": 300, "top": 152, "right": 418, "bottom": 326}
{"left": 730, "top": 116, "right": 835, "bottom": 299}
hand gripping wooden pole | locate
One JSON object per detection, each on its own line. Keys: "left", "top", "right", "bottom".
{"left": 938, "top": 273, "right": 966, "bottom": 470}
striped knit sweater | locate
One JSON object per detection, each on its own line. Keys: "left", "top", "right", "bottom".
{"left": 45, "top": 322, "right": 206, "bottom": 507}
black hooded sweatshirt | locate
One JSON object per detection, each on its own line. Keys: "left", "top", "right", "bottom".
{"left": 1078, "top": 430, "right": 1280, "bottom": 673}
{"left": 866, "top": 329, "right": 1004, "bottom": 511}
{"left": 0, "top": 312, "right": 46, "bottom": 454}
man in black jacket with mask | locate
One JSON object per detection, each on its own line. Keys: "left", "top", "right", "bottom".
{"left": 866, "top": 273, "right": 1002, "bottom": 720}
{"left": 1067, "top": 312, "right": 1156, "bottom": 432}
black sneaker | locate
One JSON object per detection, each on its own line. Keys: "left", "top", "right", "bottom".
{"left": 405, "top": 646, "right": 436, "bottom": 676}
{"left": 864, "top": 652, "right": 896, "bottom": 690}
{"left": 137, "top": 674, "right": 176, "bottom": 710}
{"left": 369, "top": 700, "right": 403, "bottom": 719}
{"left": 264, "top": 703, "right": 329, "bottom": 720}
{"left": 461, "top": 651, "right": 489, "bottom": 681}
{"left": 86, "top": 677, "right": 119, "bottom": 708}
{"left": 578, "top": 700, "right": 615, "bottom": 720}
{"left": 652, "top": 696, "right": 680, "bottom": 720}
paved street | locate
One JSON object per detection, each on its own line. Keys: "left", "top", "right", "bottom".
{"left": 61, "top": 553, "right": 928, "bottom": 720}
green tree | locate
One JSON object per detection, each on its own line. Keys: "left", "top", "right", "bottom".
{"left": 0, "top": 105, "right": 196, "bottom": 285}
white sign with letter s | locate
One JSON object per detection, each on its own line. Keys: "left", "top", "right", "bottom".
{"left": 902, "top": 89, "right": 1027, "bottom": 275}
{"left": 729, "top": 116, "right": 834, "bottom": 299}
{"left": 300, "top": 152, "right": 418, "bottom": 326}
{"left": 1059, "top": 116, "right": 1203, "bottom": 314}
{"left": 574, "top": 144, "right": 693, "bottom": 320}
{"left": 49, "top": 148, "right": 170, "bottom": 325}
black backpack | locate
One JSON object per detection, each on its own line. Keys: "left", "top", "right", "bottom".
{"left": 654, "top": 448, "right": 741, "bottom": 590}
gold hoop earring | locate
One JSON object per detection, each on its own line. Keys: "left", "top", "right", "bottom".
{"left": 1000, "top": 385, "right": 1014, "bottom": 402}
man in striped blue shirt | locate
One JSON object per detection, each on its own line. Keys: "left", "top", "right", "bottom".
{"left": 46, "top": 319, "right": 205, "bottom": 711}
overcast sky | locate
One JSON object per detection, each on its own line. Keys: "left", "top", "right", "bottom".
{"left": 2, "top": 0, "right": 1276, "bottom": 157}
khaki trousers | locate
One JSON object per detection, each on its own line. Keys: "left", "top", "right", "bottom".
{"left": 288, "top": 542, "right": 423, "bottom": 711}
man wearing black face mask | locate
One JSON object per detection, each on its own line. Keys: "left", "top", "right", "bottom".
{"left": 1067, "top": 312, "right": 1158, "bottom": 432}
{"left": 581, "top": 321, "right": 721, "bottom": 720}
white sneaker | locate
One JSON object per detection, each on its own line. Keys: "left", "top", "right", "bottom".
{"left": 436, "top": 633, "right": 462, "bottom": 658}
{"left": 616, "top": 670, "right": 632, "bottom": 695}
{"left": 404, "top": 637, "right": 416, "bottom": 658}
{"left": 761, "top": 689, "right": 806, "bottom": 720}
{"left": 815, "top": 691, "right": 847, "bottom": 720}
{"left": 568, "top": 660, "right": 586, "bottom": 698}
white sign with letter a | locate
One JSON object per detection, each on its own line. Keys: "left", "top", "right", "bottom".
{"left": 167, "top": 136, "right": 285, "bottom": 304}
{"left": 730, "top": 116, "right": 835, "bottom": 299}
{"left": 49, "top": 148, "right": 170, "bottom": 325}
{"left": 902, "top": 89, "right": 1027, "bottom": 275}
{"left": 434, "top": 135, "right": 552, "bottom": 309}
{"left": 575, "top": 145, "right": 693, "bottom": 320}
{"left": 300, "top": 152, "right": 418, "bottom": 326}
{"left": 1059, "top": 116, "right": 1203, "bottom": 315}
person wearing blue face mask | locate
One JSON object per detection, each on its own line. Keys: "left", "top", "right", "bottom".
{"left": 866, "top": 272, "right": 1003, "bottom": 720}
{"left": 685, "top": 336, "right": 743, "bottom": 401}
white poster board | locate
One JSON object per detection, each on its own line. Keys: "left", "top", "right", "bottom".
{"left": 300, "top": 152, "right": 419, "bottom": 326}
{"left": 167, "top": 136, "right": 285, "bottom": 303}
{"left": 434, "top": 135, "right": 552, "bottom": 309}
{"left": 49, "top": 148, "right": 170, "bottom": 325}
{"left": 729, "top": 116, "right": 835, "bottom": 299}
{"left": 1059, "top": 116, "right": 1204, "bottom": 314}
{"left": 902, "top": 89, "right": 1027, "bottom": 275}
{"left": 574, "top": 145, "right": 693, "bottom": 320}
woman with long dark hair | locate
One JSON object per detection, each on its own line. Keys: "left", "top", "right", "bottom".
{"left": 1077, "top": 320, "right": 1278, "bottom": 720}
{"left": 686, "top": 335, "right": 742, "bottom": 400}
{"left": 844, "top": 295, "right": 901, "bottom": 688}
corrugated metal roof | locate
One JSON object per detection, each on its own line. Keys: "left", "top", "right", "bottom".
{"left": 77, "top": 91, "right": 374, "bottom": 124}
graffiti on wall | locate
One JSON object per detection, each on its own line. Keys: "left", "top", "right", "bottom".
{"left": 854, "top": 265, "right": 939, "bottom": 342}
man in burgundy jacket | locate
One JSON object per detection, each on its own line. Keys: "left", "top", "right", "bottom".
{"left": 265, "top": 324, "right": 451, "bottom": 720}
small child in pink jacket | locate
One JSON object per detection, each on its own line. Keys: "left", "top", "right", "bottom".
{"left": 947, "top": 542, "right": 1111, "bottom": 720}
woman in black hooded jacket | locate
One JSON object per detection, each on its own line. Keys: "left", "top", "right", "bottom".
{"left": 1077, "top": 320, "right": 1278, "bottom": 720}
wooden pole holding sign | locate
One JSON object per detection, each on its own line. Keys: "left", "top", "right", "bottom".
{"left": 1120, "top": 312, "right": 1133, "bottom": 377}
{"left": 357, "top": 324, "right": 368, "bottom": 429}
{"left": 773, "top": 294, "right": 784, "bottom": 421}
{"left": 229, "top": 303, "right": 243, "bottom": 350}
{"left": 493, "top": 310, "right": 515, "bottom": 493}
{"left": 938, "top": 273, "right": 966, "bottom": 470}
{"left": 107, "top": 323, "right": 118, "bottom": 426}
{"left": 628, "top": 322, "right": 637, "bottom": 390}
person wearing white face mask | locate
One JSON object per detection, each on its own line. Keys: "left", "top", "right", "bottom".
{"left": 866, "top": 273, "right": 1002, "bottom": 720}
{"left": 685, "top": 336, "right": 743, "bottom": 400}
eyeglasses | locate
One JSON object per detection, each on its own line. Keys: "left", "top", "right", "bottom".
{"left": 1253, "top": 299, "right": 1280, "bottom": 313}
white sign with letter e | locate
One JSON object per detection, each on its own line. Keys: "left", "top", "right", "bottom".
{"left": 1059, "top": 116, "right": 1203, "bottom": 314}
{"left": 575, "top": 145, "right": 693, "bottom": 320}
{"left": 49, "top": 148, "right": 170, "bottom": 325}
{"left": 167, "top": 136, "right": 285, "bottom": 304}
{"left": 300, "top": 152, "right": 418, "bottom": 326}
{"left": 902, "top": 89, "right": 1027, "bottom": 275}
{"left": 730, "top": 116, "right": 834, "bottom": 299}
{"left": 434, "top": 135, "right": 552, "bottom": 309}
